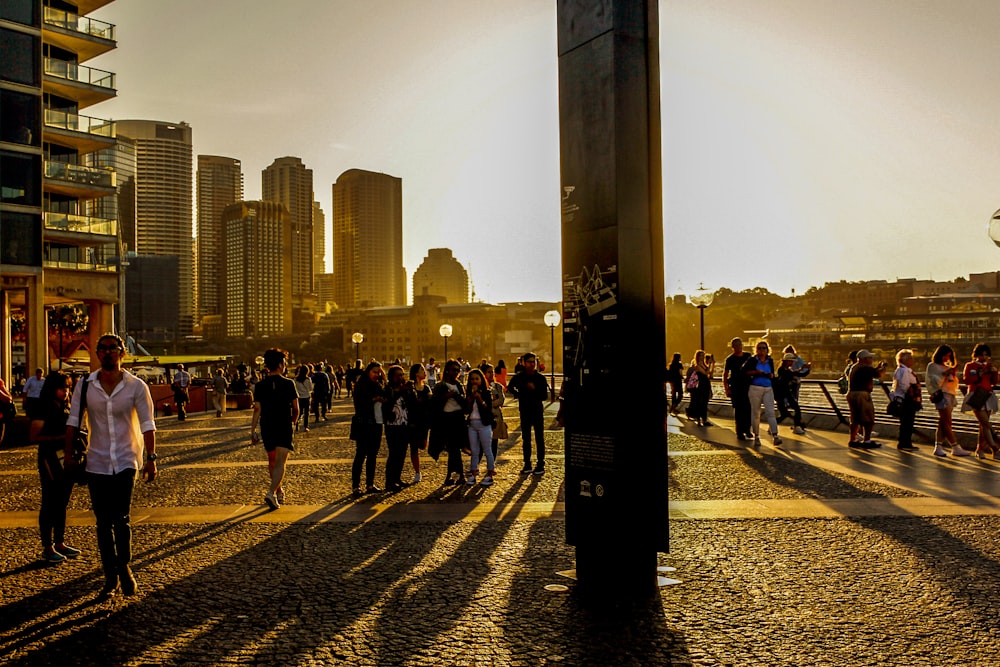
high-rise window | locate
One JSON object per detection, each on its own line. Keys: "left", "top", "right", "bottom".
{"left": 0, "top": 151, "right": 40, "bottom": 205}
{"left": 0, "top": 0, "right": 39, "bottom": 27}
{"left": 0, "top": 211, "right": 40, "bottom": 266}
{"left": 0, "top": 28, "right": 39, "bottom": 86}
{"left": 0, "top": 89, "right": 40, "bottom": 146}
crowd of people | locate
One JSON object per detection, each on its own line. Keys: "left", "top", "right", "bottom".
{"left": 666, "top": 337, "right": 1000, "bottom": 457}
{"left": 14, "top": 339, "right": 557, "bottom": 599}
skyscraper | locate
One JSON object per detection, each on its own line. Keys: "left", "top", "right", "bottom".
{"left": 197, "top": 155, "right": 243, "bottom": 323}
{"left": 1, "top": 0, "right": 120, "bottom": 376}
{"left": 262, "top": 156, "right": 313, "bottom": 298}
{"left": 313, "top": 200, "right": 326, "bottom": 277}
{"left": 223, "top": 201, "right": 292, "bottom": 337}
{"left": 332, "top": 169, "right": 404, "bottom": 309}
{"left": 412, "top": 248, "right": 470, "bottom": 304}
{"left": 115, "top": 119, "right": 194, "bottom": 336}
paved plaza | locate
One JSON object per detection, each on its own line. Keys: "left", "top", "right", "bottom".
{"left": 2, "top": 399, "right": 1000, "bottom": 665}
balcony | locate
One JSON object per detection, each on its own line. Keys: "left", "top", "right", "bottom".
{"left": 44, "top": 212, "right": 117, "bottom": 243}
{"left": 43, "top": 58, "right": 116, "bottom": 109}
{"left": 43, "top": 258, "right": 117, "bottom": 273}
{"left": 44, "top": 160, "right": 116, "bottom": 199}
{"left": 43, "top": 7, "right": 116, "bottom": 62}
{"left": 43, "top": 109, "right": 115, "bottom": 153}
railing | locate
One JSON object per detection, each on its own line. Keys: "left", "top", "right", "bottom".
{"left": 43, "top": 7, "right": 115, "bottom": 41}
{"left": 44, "top": 212, "right": 116, "bottom": 237}
{"left": 44, "top": 57, "right": 116, "bottom": 91}
{"left": 707, "top": 378, "right": 990, "bottom": 435}
{"left": 44, "top": 160, "right": 115, "bottom": 189}
{"left": 44, "top": 108, "right": 115, "bottom": 139}
{"left": 43, "top": 259, "right": 116, "bottom": 273}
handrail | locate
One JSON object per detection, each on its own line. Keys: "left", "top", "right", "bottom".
{"left": 43, "top": 6, "right": 115, "bottom": 41}
{"left": 43, "top": 57, "right": 116, "bottom": 90}
{"left": 44, "top": 109, "right": 115, "bottom": 138}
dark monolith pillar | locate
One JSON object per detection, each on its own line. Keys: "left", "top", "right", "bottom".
{"left": 557, "top": 0, "right": 667, "bottom": 601}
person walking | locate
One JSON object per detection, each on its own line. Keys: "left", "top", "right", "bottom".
{"left": 666, "top": 353, "right": 684, "bottom": 417}
{"left": 428, "top": 360, "right": 468, "bottom": 485}
{"left": 480, "top": 362, "right": 507, "bottom": 461}
{"left": 31, "top": 371, "right": 80, "bottom": 564}
{"left": 211, "top": 368, "right": 229, "bottom": 418}
{"left": 890, "top": 349, "right": 921, "bottom": 452}
{"left": 495, "top": 359, "right": 509, "bottom": 391}
{"left": 775, "top": 353, "right": 809, "bottom": 435}
{"left": 171, "top": 364, "right": 191, "bottom": 421}
{"left": 350, "top": 361, "right": 387, "bottom": 496}
{"left": 742, "top": 341, "right": 781, "bottom": 447}
{"left": 251, "top": 348, "right": 299, "bottom": 510}
{"left": 846, "top": 349, "right": 886, "bottom": 449}
{"left": 465, "top": 368, "right": 496, "bottom": 486}
{"left": 961, "top": 343, "right": 999, "bottom": 459}
{"left": 507, "top": 352, "right": 550, "bottom": 475}
{"left": 311, "top": 364, "right": 331, "bottom": 422}
{"left": 685, "top": 350, "right": 713, "bottom": 427}
{"left": 65, "top": 334, "right": 156, "bottom": 599}
{"left": 925, "top": 344, "right": 971, "bottom": 457}
{"left": 723, "top": 339, "right": 751, "bottom": 439}
{"left": 293, "top": 364, "right": 313, "bottom": 432}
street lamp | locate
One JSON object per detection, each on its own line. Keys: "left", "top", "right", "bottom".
{"left": 439, "top": 323, "right": 453, "bottom": 359}
{"left": 544, "top": 309, "right": 561, "bottom": 400}
{"left": 351, "top": 332, "right": 364, "bottom": 361}
{"left": 689, "top": 283, "right": 715, "bottom": 351}
{"left": 254, "top": 355, "right": 264, "bottom": 373}
{"left": 988, "top": 208, "right": 1000, "bottom": 247}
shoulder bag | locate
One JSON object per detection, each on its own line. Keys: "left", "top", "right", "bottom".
{"left": 70, "top": 378, "right": 90, "bottom": 485}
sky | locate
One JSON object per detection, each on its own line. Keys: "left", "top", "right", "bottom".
{"left": 89, "top": 1, "right": 1000, "bottom": 305}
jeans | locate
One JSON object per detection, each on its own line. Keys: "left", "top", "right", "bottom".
{"left": 298, "top": 398, "right": 311, "bottom": 429}
{"left": 351, "top": 423, "right": 382, "bottom": 488}
{"left": 88, "top": 468, "right": 137, "bottom": 581}
{"left": 520, "top": 407, "right": 545, "bottom": 468}
{"left": 38, "top": 448, "right": 74, "bottom": 548}
{"left": 468, "top": 419, "right": 495, "bottom": 474}
{"left": 748, "top": 384, "right": 778, "bottom": 437}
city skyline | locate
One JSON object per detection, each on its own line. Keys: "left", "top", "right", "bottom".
{"left": 90, "top": 1, "right": 1000, "bottom": 305}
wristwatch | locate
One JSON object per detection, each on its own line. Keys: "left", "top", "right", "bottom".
{"left": 146, "top": 452, "right": 158, "bottom": 462}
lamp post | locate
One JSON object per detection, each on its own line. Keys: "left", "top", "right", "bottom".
{"left": 544, "top": 309, "right": 561, "bottom": 400}
{"left": 689, "top": 283, "right": 715, "bottom": 351}
{"left": 351, "top": 332, "right": 364, "bottom": 361}
{"left": 988, "top": 208, "right": 1000, "bottom": 247}
{"left": 439, "top": 323, "right": 452, "bottom": 360}
{"left": 254, "top": 355, "right": 264, "bottom": 373}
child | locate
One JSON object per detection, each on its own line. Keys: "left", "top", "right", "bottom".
{"left": 465, "top": 369, "right": 496, "bottom": 486}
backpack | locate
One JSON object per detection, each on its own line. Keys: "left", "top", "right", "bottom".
{"left": 837, "top": 374, "right": 849, "bottom": 395}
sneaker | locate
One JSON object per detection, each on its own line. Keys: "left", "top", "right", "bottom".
{"left": 792, "top": 426, "right": 805, "bottom": 435}
{"left": 412, "top": 472, "right": 422, "bottom": 483}
{"left": 352, "top": 487, "right": 363, "bottom": 497}
{"left": 120, "top": 566, "right": 138, "bottom": 596}
{"left": 849, "top": 441, "right": 867, "bottom": 449}
{"left": 772, "top": 435, "right": 783, "bottom": 446}
{"left": 276, "top": 489, "right": 285, "bottom": 505}
{"left": 264, "top": 492, "right": 280, "bottom": 510}
{"left": 753, "top": 437, "right": 761, "bottom": 447}
{"left": 533, "top": 466, "right": 546, "bottom": 475}
{"left": 42, "top": 549, "right": 66, "bottom": 564}
{"left": 863, "top": 440, "right": 883, "bottom": 448}
{"left": 952, "top": 444, "right": 973, "bottom": 457}
{"left": 933, "top": 444, "right": 948, "bottom": 457}
{"left": 365, "top": 485, "right": 383, "bottom": 494}
{"left": 480, "top": 476, "right": 494, "bottom": 486}
{"left": 897, "top": 444, "right": 919, "bottom": 452}
{"left": 55, "top": 544, "right": 81, "bottom": 558}
{"left": 520, "top": 465, "right": 533, "bottom": 475}
{"left": 466, "top": 475, "right": 476, "bottom": 486}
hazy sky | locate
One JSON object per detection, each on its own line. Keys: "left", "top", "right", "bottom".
{"left": 90, "top": 1, "right": 1000, "bottom": 304}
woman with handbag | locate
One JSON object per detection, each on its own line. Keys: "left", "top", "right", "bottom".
{"left": 961, "top": 343, "right": 999, "bottom": 458}
{"left": 890, "top": 349, "right": 921, "bottom": 452}
{"left": 685, "top": 350, "right": 713, "bottom": 427}
{"left": 926, "top": 344, "right": 970, "bottom": 457}
{"left": 29, "top": 370, "right": 82, "bottom": 563}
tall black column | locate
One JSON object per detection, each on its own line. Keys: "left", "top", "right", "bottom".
{"left": 557, "top": 0, "right": 667, "bottom": 601}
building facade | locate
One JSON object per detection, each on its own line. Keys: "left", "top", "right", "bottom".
{"left": 222, "top": 200, "right": 292, "bottom": 338}
{"left": 412, "top": 247, "right": 469, "bottom": 304}
{"left": 1, "top": 0, "right": 120, "bottom": 379}
{"left": 196, "top": 154, "right": 243, "bottom": 325}
{"left": 332, "top": 168, "right": 405, "bottom": 309}
{"left": 313, "top": 199, "right": 325, "bottom": 277}
{"left": 116, "top": 119, "right": 194, "bottom": 338}
{"left": 262, "top": 156, "right": 313, "bottom": 298}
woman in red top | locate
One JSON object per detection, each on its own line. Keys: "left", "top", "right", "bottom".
{"left": 961, "top": 343, "right": 999, "bottom": 458}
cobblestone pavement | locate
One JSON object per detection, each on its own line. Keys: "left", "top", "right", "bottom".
{"left": 2, "top": 402, "right": 1000, "bottom": 665}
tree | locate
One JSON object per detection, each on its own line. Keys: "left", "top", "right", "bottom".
{"left": 48, "top": 304, "right": 89, "bottom": 369}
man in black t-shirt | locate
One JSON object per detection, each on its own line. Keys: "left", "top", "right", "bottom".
{"left": 846, "top": 349, "right": 885, "bottom": 448}
{"left": 723, "top": 338, "right": 753, "bottom": 440}
{"left": 251, "top": 348, "right": 299, "bottom": 509}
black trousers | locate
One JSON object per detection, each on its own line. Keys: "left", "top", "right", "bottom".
{"left": 384, "top": 425, "right": 408, "bottom": 487}
{"left": 38, "top": 448, "right": 74, "bottom": 548}
{"left": 351, "top": 423, "right": 382, "bottom": 488}
{"left": 88, "top": 468, "right": 137, "bottom": 580}
{"left": 519, "top": 407, "right": 545, "bottom": 467}
{"left": 732, "top": 388, "right": 751, "bottom": 435}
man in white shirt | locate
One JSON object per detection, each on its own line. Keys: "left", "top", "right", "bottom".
{"left": 65, "top": 333, "right": 156, "bottom": 599}
{"left": 21, "top": 367, "right": 44, "bottom": 419}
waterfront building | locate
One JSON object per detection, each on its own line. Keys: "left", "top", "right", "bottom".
{"left": 332, "top": 169, "right": 405, "bottom": 309}
{"left": 197, "top": 155, "right": 243, "bottom": 325}
{"left": 115, "top": 119, "right": 194, "bottom": 337}
{"left": 412, "top": 248, "right": 469, "bottom": 304}
{"left": 262, "top": 156, "right": 313, "bottom": 298}
{"left": 1, "top": 0, "right": 120, "bottom": 378}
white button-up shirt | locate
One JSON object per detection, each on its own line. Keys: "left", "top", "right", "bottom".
{"left": 67, "top": 370, "right": 156, "bottom": 475}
